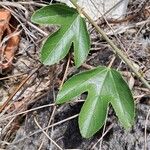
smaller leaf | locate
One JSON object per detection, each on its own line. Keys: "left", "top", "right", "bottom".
{"left": 56, "top": 67, "right": 135, "bottom": 138}
{"left": 31, "top": 4, "right": 90, "bottom": 67}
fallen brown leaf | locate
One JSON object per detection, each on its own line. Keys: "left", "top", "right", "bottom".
{"left": 0, "top": 9, "right": 20, "bottom": 71}
{"left": 0, "top": 9, "right": 11, "bottom": 42}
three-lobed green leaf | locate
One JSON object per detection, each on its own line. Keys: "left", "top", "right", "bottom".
{"left": 31, "top": 4, "right": 90, "bottom": 67}
{"left": 56, "top": 67, "right": 135, "bottom": 138}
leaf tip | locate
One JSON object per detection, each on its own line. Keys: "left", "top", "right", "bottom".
{"left": 79, "top": 122, "right": 96, "bottom": 139}
{"left": 55, "top": 93, "right": 65, "bottom": 105}
{"left": 119, "top": 110, "right": 135, "bottom": 130}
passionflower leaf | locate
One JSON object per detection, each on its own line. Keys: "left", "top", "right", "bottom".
{"left": 31, "top": 4, "right": 90, "bottom": 67}
{"left": 56, "top": 67, "right": 135, "bottom": 138}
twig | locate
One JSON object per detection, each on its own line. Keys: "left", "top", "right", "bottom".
{"left": 82, "top": 63, "right": 94, "bottom": 70}
{"left": 107, "top": 19, "right": 150, "bottom": 35}
{"left": 0, "top": 2, "right": 29, "bottom": 17}
{"left": 39, "top": 88, "right": 57, "bottom": 150}
{"left": 70, "top": 0, "right": 150, "bottom": 90}
{"left": 59, "top": 54, "right": 71, "bottom": 89}
{"left": 0, "top": 103, "right": 55, "bottom": 122}
{"left": 18, "top": 1, "right": 47, "bottom": 7}
{"left": 27, "top": 21, "right": 48, "bottom": 36}
{"left": 38, "top": 55, "right": 71, "bottom": 149}
{"left": 0, "top": 65, "right": 42, "bottom": 112}
{"left": 91, "top": 123, "right": 114, "bottom": 149}
{"left": 37, "top": 55, "right": 71, "bottom": 149}
{"left": 108, "top": 55, "right": 116, "bottom": 68}
{"left": 0, "top": 98, "right": 85, "bottom": 122}
{"left": 34, "top": 117, "right": 63, "bottom": 150}
{"left": 11, "top": 114, "right": 79, "bottom": 145}
{"left": 0, "top": 72, "right": 26, "bottom": 81}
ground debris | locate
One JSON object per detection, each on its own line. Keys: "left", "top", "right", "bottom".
{"left": 0, "top": 0, "right": 150, "bottom": 149}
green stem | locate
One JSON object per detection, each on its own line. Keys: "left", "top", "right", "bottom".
{"left": 70, "top": 0, "right": 150, "bottom": 90}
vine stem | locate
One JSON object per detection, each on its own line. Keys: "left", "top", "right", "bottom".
{"left": 70, "top": 0, "right": 150, "bottom": 90}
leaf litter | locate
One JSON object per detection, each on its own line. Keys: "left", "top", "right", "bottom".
{"left": 0, "top": 9, "right": 20, "bottom": 71}
{"left": 0, "top": 0, "right": 150, "bottom": 149}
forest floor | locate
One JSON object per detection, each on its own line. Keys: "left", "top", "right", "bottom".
{"left": 0, "top": 0, "right": 150, "bottom": 150}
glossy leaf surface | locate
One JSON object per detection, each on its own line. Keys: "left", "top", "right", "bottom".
{"left": 56, "top": 67, "right": 135, "bottom": 138}
{"left": 31, "top": 4, "right": 90, "bottom": 67}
